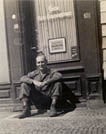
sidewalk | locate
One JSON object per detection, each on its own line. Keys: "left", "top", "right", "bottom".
{"left": 0, "top": 106, "right": 106, "bottom": 134}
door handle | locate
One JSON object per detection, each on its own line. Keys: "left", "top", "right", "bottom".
{"left": 30, "top": 47, "right": 36, "bottom": 50}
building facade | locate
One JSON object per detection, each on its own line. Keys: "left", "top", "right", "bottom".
{"left": 0, "top": 0, "right": 104, "bottom": 109}
{"left": 100, "top": 0, "right": 106, "bottom": 102}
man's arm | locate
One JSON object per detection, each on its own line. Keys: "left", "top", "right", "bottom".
{"left": 45, "top": 71, "right": 62, "bottom": 84}
{"left": 31, "top": 71, "right": 62, "bottom": 88}
{"left": 20, "top": 71, "right": 43, "bottom": 87}
{"left": 20, "top": 71, "right": 35, "bottom": 84}
{"left": 20, "top": 75, "right": 33, "bottom": 84}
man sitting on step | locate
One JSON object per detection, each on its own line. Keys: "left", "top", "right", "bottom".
{"left": 18, "top": 52, "right": 77, "bottom": 119}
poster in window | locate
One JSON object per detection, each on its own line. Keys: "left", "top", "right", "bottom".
{"left": 48, "top": 38, "right": 66, "bottom": 54}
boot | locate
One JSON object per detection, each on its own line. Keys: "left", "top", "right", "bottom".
{"left": 49, "top": 97, "right": 57, "bottom": 117}
{"left": 19, "top": 98, "right": 31, "bottom": 119}
{"left": 49, "top": 105, "right": 57, "bottom": 117}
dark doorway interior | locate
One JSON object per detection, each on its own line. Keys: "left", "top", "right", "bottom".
{"left": 18, "top": 0, "right": 37, "bottom": 73}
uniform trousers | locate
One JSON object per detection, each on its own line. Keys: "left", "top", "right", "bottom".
{"left": 19, "top": 82, "right": 62, "bottom": 109}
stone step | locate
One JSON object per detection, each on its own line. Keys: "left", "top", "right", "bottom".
{"left": 0, "top": 98, "right": 21, "bottom": 112}
{"left": 76, "top": 102, "right": 86, "bottom": 107}
{"left": 0, "top": 102, "right": 87, "bottom": 112}
{"left": 0, "top": 103, "right": 22, "bottom": 112}
{"left": 76, "top": 98, "right": 87, "bottom": 107}
{"left": 0, "top": 104, "right": 15, "bottom": 112}
{"left": 87, "top": 99, "right": 106, "bottom": 109}
{"left": 0, "top": 98, "right": 13, "bottom": 104}
{"left": 0, "top": 97, "right": 87, "bottom": 112}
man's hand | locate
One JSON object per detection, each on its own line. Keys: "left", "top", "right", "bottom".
{"left": 33, "top": 80, "right": 48, "bottom": 88}
{"left": 40, "top": 81, "right": 48, "bottom": 87}
{"left": 33, "top": 80, "right": 42, "bottom": 88}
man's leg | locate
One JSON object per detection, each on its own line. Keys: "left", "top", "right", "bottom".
{"left": 19, "top": 97, "right": 31, "bottom": 119}
{"left": 50, "top": 96, "right": 58, "bottom": 117}
{"left": 18, "top": 83, "right": 32, "bottom": 119}
{"left": 19, "top": 83, "right": 51, "bottom": 118}
{"left": 49, "top": 82, "right": 62, "bottom": 117}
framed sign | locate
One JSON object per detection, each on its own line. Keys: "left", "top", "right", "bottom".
{"left": 48, "top": 38, "right": 66, "bottom": 54}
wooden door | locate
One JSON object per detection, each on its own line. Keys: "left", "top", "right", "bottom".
{"left": 34, "top": 0, "right": 79, "bottom": 63}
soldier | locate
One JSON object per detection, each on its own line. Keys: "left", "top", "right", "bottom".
{"left": 18, "top": 52, "right": 63, "bottom": 118}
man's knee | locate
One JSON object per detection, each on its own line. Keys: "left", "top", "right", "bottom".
{"left": 51, "top": 82, "right": 62, "bottom": 97}
{"left": 54, "top": 82, "right": 62, "bottom": 88}
{"left": 21, "top": 83, "right": 30, "bottom": 89}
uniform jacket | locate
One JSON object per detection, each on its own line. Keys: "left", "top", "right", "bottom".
{"left": 20, "top": 68, "right": 62, "bottom": 85}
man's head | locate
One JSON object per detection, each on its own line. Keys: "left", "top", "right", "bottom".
{"left": 36, "top": 52, "right": 48, "bottom": 72}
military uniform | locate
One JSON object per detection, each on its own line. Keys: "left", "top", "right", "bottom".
{"left": 19, "top": 68, "right": 62, "bottom": 109}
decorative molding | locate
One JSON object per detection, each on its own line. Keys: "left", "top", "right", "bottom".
{"left": 56, "top": 66, "right": 84, "bottom": 72}
{"left": 48, "top": 58, "right": 80, "bottom": 65}
{"left": 0, "top": 83, "right": 11, "bottom": 98}
{"left": 86, "top": 74, "right": 102, "bottom": 96}
{"left": 63, "top": 75, "right": 82, "bottom": 96}
{"left": 0, "top": 83, "right": 11, "bottom": 89}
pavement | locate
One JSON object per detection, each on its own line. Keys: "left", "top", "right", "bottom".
{"left": 0, "top": 104, "right": 106, "bottom": 134}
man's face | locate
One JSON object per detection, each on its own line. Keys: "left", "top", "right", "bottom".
{"left": 36, "top": 55, "right": 47, "bottom": 71}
